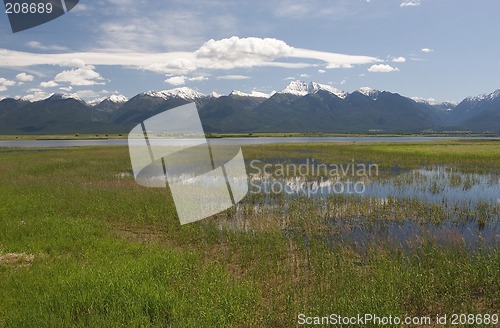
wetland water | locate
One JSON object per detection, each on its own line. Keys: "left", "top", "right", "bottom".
{"left": 1, "top": 136, "right": 500, "bottom": 148}
{"left": 4, "top": 137, "right": 498, "bottom": 250}
{"left": 245, "top": 167, "right": 500, "bottom": 250}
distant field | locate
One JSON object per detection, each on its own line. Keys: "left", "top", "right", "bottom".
{"left": 0, "top": 141, "right": 498, "bottom": 327}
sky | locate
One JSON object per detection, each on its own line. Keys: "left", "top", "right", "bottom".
{"left": 0, "top": 0, "right": 499, "bottom": 103}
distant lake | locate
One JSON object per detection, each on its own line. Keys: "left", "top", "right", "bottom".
{"left": 1, "top": 136, "right": 500, "bottom": 148}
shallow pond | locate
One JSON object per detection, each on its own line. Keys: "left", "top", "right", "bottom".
{"left": 244, "top": 166, "right": 500, "bottom": 249}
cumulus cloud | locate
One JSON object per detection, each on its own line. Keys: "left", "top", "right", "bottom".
{"left": 1, "top": 78, "right": 16, "bottom": 86}
{"left": 400, "top": 0, "right": 420, "bottom": 7}
{"left": 195, "top": 36, "right": 292, "bottom": 61}
{"left": 54, "top": 67, "right": 105, "bottom": 86}
{"left": 368, "top": 64, "right": 399, "bottom": 73}
{"left": 192, "top": 37, "right": 319, "bottom": 70}
{"left": 66, "top": 89, "right": 102, "bottom": 100}
{"left": 392, "top": 57, "right": 406, "bottom": 63}
{"left": 164, "top": 75, "right": 208, "bottom": 85}
{"left": 16, "top": 73, "right": 34, "bottom": 82}
{"left": 21, "top": 89, "right": 53, "bottom": 101}
{"left": 0, "top": 77, "right": 16, "bottom": 91}
{"left": 59, "top": 86, "right": 73, "bottom": 92}
{"left": 164, "top": 76, "right": 187, "bottom": 86}
{"left": 40, "top": 81, "right": 59, "bottom": 88}
{"left": 421, "top": 48, "right": 433, "bottom": 53}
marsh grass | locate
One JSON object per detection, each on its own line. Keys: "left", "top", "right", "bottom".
{"left": 0, "top": 142, "right": 499, "bottom": 327}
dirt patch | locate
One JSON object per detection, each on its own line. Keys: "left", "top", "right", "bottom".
{"left": 0, "top": 252, "right": 35, "bottom": 267}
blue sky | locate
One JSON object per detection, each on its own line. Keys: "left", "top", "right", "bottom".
{"left": 0, "top": 0, "right": 499, "bottom": 103}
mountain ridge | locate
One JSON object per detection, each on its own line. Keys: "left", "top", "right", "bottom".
{"left": 1, "top": 81, "right": 499, "bottom": 134}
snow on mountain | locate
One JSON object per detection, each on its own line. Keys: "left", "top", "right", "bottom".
{"left": 357, "top": 87, "right": 380, "bottom": 100}
{"left": 211, "top": 91, "right": 222, "bottom": 98}
{"left": 107, "top": 94, "right": 128, "bottom": 103}
{"left": 61, "top": 94, "right": 84, "bottom": 102}
{"left": 280, "top": 81, "right": 347, "bottom": 98}
{"left": 308, "top": 82, "right": 347, "bottom": 99}
{"left": 143, "top": 87, "right": 207, "bottom": 100}
{"left": 412, "top": 97, "right": 441, "bottom": 105}
{"left": 230, "top": 90, "right": 273, "bottom": 98}
{"left": 464, "top": 89, "right": 500, "bottom": 102}
{"left": 280, "top": 81, "right": 310, "bottom": 96}
{"left": 412, "top": 97, "right": 457, "bottom": 111}
{"left": 88, "top": 94, "right": 128, "bottom": 106}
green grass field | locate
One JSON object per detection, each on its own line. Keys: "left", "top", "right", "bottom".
{"left": 0, "top": 142, "right": 499, "bottom": 327}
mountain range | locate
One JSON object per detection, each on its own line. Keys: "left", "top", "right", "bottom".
{"left": 0, "top": 81, "right": 499, "bottom": 134}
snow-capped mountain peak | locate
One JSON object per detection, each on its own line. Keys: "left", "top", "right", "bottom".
{"left": 412, "top": 97, "right": 441, "bottom": 105}
{"left": 358, "top": 87, "right": 380, "bottom": 99}
{"left": 144, "top": 87, "right": 207, "bottom": 100}
{"left": 308, "top": 82, "right": 347, "bottom": 99}
{"left": 107, "top": 94, "right": 128, "bottom": 103}
{"left": 280, "top": 81, "right": 347, "bottom": 98}
{"left": 465, "top": 89, "right": 500, "bottom": 102}
{"left": 88, "top": 94, "right": 128, "bottom": 106}
{"left": 56, "top": 93, "right": 84, "bottom": 103}
{"left": 411, "top": 97, "right": 457, "bottom": 108}
{"left": 280, "top": 81, "right": 309, "bottom": 96}
{"left": 230, "top": 90, "right": 272, "bottom": 98}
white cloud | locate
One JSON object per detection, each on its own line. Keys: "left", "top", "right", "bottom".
{"left": 189, "top": 76, "right": 208, "bottom": 81}
{"left": 400, "top": 0, "right": 420, "bottom": 7}
{"left": 40, "top": 81, "right": 59, "bottom": 88}
{"left": 0, "top": 77, "right": 16, "bottom": 88}
{"left": 392, "top": 57, "right": 406, "bottom": 63}
{"left": 217, "top": 75, "right": 251, "bottom": 80}
{"left": 421, "top": 48, "right": 433, "bottom": 53}
{"left": 59, "top": 86, "right": 73, "bottom": 92}
{"left": 1, "top": 78, "right": 16, "bottom": 86}
{"left": 16, "top": 73, "right": 34, "bottom": 82}
{"left": 164, "top": 75, "right": 208, "bottom": 85}
{"left": 290, "top": 47, "right": 380, "bottom": 69}
{"left": 340, "top": 79, "right": 347, "bottom": 85}
{"left": 165, "top": 76, "right": 187, "bottom": 86}
{"left": 0, "top": 37, "right": 380, "bottom": 75}
{"left": 318, "top": 69, "right": 326, "bottom": 73}
{"left": 284, "top": 76, "right": 296, "bottom": 80}
{"left": 21, "top": 89, "right": 53, "bottom": 101}
{"left": 26, "top": 41, "right": 68, "bottom": 51}
{"left": 195, "top": 37, "right": 294, "bottom": 69}
{"left": 0, "top": 77, "right": 16, "bottom": 92}
{"left": 54, "top": 67, "right": 105, "bottom": 86}
{"left": 67, "top": 89, "right": 102, "bottom": 100}
{"left": 368, "top": 64, "right": 399, "bottom": 73}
